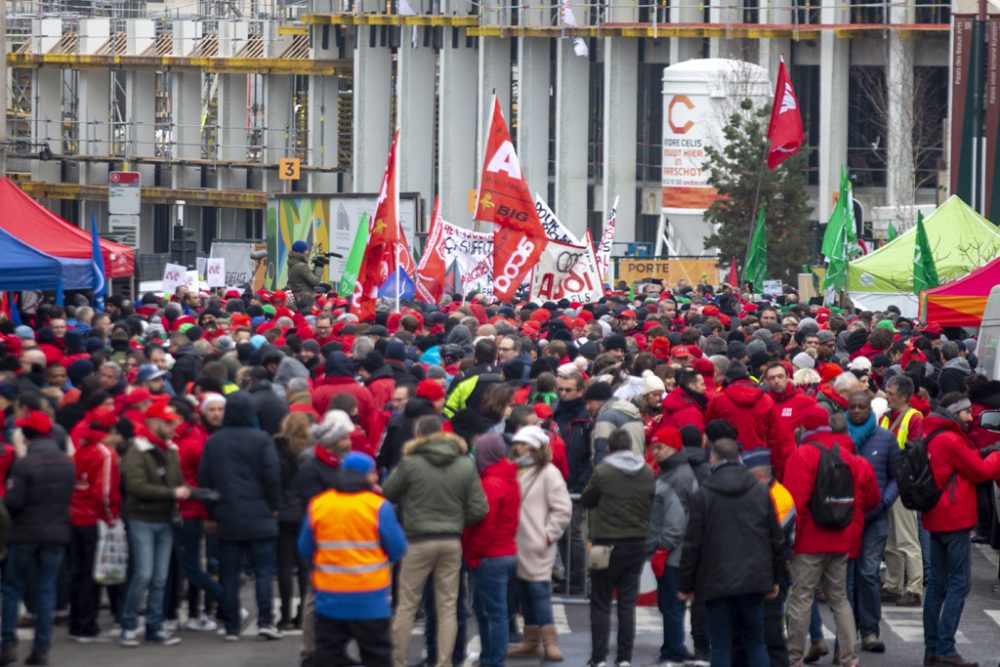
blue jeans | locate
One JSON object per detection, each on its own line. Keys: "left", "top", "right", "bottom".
{"left": 923, "top": 529, "right": 971, "bottom": 658}
{"left": 424, "top": 569, "right": 468, "bottom": 666}
{"left": 472, "top": 557, "right": 516, "bottom": 667}
{"left": 919, "top": 515, "right": 932, "bottom": 581}
{"left": 657, "top": 566, "right": 687, "bottom": 662}
{"left": 1, "top": 544, "right": 65, "bottom": 652}
{"left": 856, "top": 516, "right": 889, "bottom": 637}
{"left": 809, "top": 599, "right": 823, "bottom": 643}
{"left": 175, "top": 519, "right": 223, "bottom": 616}
{"left": 123, "top": 520, "right": 174, "bottom": 636}
{"left": 705, "top": 593, "right": 768, "bottom": 667}
{"left": 219, "top": 538, "right": 276, "bottom": 635}
{"left": 515, "top": 578, "right": 554, "bottom": 626}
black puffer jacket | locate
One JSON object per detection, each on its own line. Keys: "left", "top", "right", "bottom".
{"left": 553, "top": 396, "right": 593, "bottom": 492}
{"left": 290, "top": 449, "right": 341, "bottom": 522}
{"left": 198, "top": 392, "right": 281, "bottom": 541}
{"left": 6, "top": 437, "right": 75, "bottom": 544}
{"left": 678, "top": 461, "right": 785, "bottom": 603}
{"left": 378, "top": 398, "right": 437, "bottom": 473}
{"left": 275, "top": 436, "right": 302, "bottom": 525}
{"left": 170, "top": 343, "right": 203, "bottom": 395}
{"left": 246, "top": 380, "right": 287, "bottom": 436}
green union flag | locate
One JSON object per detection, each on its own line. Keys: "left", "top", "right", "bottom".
{"left": 339, "top": 212, "right": 370, "bottom": 297}
{"left": 912, "top": 211, "right": 939, "bottom": 294}
{"left": 887, "top": 220, "right": 897, "bottom": 242}
{"left": 743, "top": 203, "right": 767, "bottom": 292}
{"left": 822, "top": 166, "right": 853, "bottom": 298}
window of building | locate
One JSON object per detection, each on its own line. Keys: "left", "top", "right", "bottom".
{"left": 848, "top": 66, "right": 887, "bottom": 188}
{"left": 914, "top": 66, "right": 948, "bottom": 190}
{"left": 790, "top": 64, "right": 820, "bottom": 186}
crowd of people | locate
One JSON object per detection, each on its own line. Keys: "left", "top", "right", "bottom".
{"left": 0, "top": 279, "right": 997, "bottom": 667}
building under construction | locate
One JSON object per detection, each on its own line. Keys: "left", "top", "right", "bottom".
{"left": 4, "top": 0, "right": 950, "bottom": 277}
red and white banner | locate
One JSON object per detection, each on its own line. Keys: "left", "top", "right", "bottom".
{"left": 476, "top": 97, "right": 548, "bottom": 302}
{"left": 353, "top": 128, "right": 401, "bottom": 320}
{"left": 595, "top": 195, "right": 618, "bottom": 284}
{"left": 415, "top": 197, "right": 445, "bottom": 303}
{"left": 766, "top": 58, "right": 805, "bottom": 170}
{"left": 530, "top": 239, "right": 603, "bottom": 304}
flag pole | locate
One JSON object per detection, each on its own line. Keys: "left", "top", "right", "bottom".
{"left": 394, "top": 126, "right": 401, "bottom": 313}
{"left": 743, "top": 140, "right": 770, "bottom": 285}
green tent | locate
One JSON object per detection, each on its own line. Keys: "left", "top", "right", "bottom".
{"left": 847, "top": 196, "right": 1000, "bottom": 317}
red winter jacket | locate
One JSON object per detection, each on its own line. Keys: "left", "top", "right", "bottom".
{"left": 923, "top": 413, "right": 1000, "bottom": 533}
{"left": 769, "top": 385, "right": 817, "bottom": 480}
{"left": 0, "top": 443, "right": 14, "bottom": 497}
{"left": 174, "top": 422, "right": 210, "bottom": 520}
{"left": 784, "top": 432, "right": 873, "bottom": 555}
{"left": 70, "top": 437, "right": 121, "bottom": 526}
{"left": 546, "top": 428, "right": 570, "bottom": 480}
{"left": 661, "top": 386, "right": 709, "bottom": 434}
{"left": 706, "top": 380, "right": 777, "bottom": 452}
{"left": 462, "top": 460, "right": 520, "bottom": 569}
{"left": 312, "top": 376, "right": 378, "bottom": 435}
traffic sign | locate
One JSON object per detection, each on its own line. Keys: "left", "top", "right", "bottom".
{"left": 279, "top": 158, "right": 301, "bottom": 181}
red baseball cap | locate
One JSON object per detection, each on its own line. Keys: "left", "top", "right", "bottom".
{"left": 15, "top": 410, "right": 52, "bottom": 435}
{"left": 620, "top": 309, "right": 637, "bottom": 319}
{"left": 533, "top": 403, "right": 554, "bottom": 421}
{"left": 125, "top": 388, "right": 154, "bottom": 406}
{"left": 145, "top": 402, "right": 181, "bottom": 423}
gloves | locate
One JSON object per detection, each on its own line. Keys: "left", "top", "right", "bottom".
{"left": 650, "top": 548, "right": 670, "bottom": 578}
{"left": 980, "top": 443, "right": 1000, "bottom": 458}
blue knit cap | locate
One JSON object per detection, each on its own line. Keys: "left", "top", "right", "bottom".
{"left": 291, "top": 240, "right": 309, "bottom": 253}
{"left": 342, "top": 452, "right": 375, "bottom": 475}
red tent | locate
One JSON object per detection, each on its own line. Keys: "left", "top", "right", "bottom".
{"left": 0, "top": 178, "right": 134, "bottom": 278}
{"left": 920, "top": 255, "right": 1000, "bottom": 327}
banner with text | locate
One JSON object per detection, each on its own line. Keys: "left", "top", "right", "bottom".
{"left": 530, "top": 239, "right": 603, "bottom": 304}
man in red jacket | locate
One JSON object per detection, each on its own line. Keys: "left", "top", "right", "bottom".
{"left": 922, "top": 393, "right": 1000, "bottom": 667}
{"left": 69, "top": 406, "right": 122, "bottom": 642}
{"left": 763, "top": 361, "right": 816, "bottom": 481}
{"left": 783, "top": 408, "right": 877, "bottom": 667}
{"left": 312, "top": 351, "right": 377, "bottom": 434}
{"left": 660, "top": 369, "right": 709, "bottom": 435}
{"left": 705, "top": 361, "right": 779, "bottom": 456}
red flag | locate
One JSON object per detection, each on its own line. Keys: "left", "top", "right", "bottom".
{"left": 727, "top": 256, "right": 739, "bottom": 287}
{"left": 766, "top": 58, "right": 805, "bottom": 170}
{"left": 476, "top": 97, "right": 547, "bottom": 302}
{"left": 353, "top": 129, "right": 401, "bottom": 320}
{"left": 415, "top": 197, "right": 445, "bottom": 303}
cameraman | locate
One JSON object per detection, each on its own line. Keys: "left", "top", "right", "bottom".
{"left": 286, "top": 240, "right": 325, "bottom": 300}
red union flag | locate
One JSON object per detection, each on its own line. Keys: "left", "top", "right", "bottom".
{"left": 476, "top": 97, "right": 547, "bottom": 302}
{"left": 415, "top": 196, "right": 445, "bottom": 303}
{"left": 766, "top": 58, "right": 805, "bottom": 170}
{"left": 353, "top": 129, "right": 400, "bottom": 320}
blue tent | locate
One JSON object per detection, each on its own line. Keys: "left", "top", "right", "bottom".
{"left": 0, "top": 225, "right": 92, "bottom": 291}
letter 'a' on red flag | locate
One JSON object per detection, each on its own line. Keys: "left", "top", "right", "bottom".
{"left": 415, "top": 196, "right": 446, "bottom": 303}
{"left": 353, "top": 128, "right": 401, "bottom": 320}
{"left": 766, "top": 58, "right": 805, "bottom": 170}
{"left": 475, "top": 96, "right": 547, "bottom": 302}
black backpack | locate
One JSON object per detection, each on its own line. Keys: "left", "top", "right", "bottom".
{"left": 896, "top": 427, "right": 950, "bottom": 512}
{"left": 805, "top": 441, "right": 855, "bottom": 529}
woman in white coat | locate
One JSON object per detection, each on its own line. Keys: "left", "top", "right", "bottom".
{"left": 507, "top": 425, "right": 572, "bottom": 661}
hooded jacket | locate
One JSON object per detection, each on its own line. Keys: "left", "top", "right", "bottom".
{"left": 70, "top": 435, "right": 121, "bottom": 527}
{"left": 661, "top": 386, "right": 708, "bottom": 434}
{"left": 462, "top": 459, "right": 520, "bottom": 569}
{"left": 123, "top": 430, "right": 184, "bottom": 523}
{"left": 198, "top": 391, "right": 282, "bottom": 541}
{"left": 923, "top": 411, "right": 1000, "bottom": 533}
{"left": 849, "top": 418, "right": 899, "bottom": 522}
{"left": 286, "top": 251, "right": 323, "bottom": 299}
{"left": 364, "top": 365, "right": 396, "bottom": 411}
{"left": 938, "top": 357, "right": 972, "bottom": 396}
{"left": 591, "top": 400, "right": 646, "bottom": 463}
{"left": 678, "top": 461, "right": 785, "bottom": 603}
{"left": 7, "top": 436, "right": 75, "bottom": 544}
{"left": 377, "top": 397, "right": 437, "bottom": 473}
{"left": 647, "top": 464, "right": 690, "bottom": 568}
{"left": 580, "top": 450, "right": 654, "bottom": 542}
{"left": 768, "top": 384, "right": 817, "bottom": 480}
{"left": 705, "top": 379, "right": 778, "bottom": 452}
{"left": 313, "top": 353, "right": 378, "bottom": 435}
{"left": 442, "top": 363, "right": 501, "bottom": 419}
{"left": 381, "top": 432, "right": 488, "bottom": 541}
{"left": 170, "top": 342, "right": 203, "bottom": 395}
{"left": 246, "top": 379, "right": 289, "bottom": 436}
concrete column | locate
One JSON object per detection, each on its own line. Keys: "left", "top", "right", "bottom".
{"left": 886, "top": 4, "right": 915, "bottom": 207}
{"left": 309, "top": 24, "right": 343, "bottom": 193}
{"left": 438, "top": 30, "right": 478, "bottom": 226}
{"left": 30, "top": 18, "right": 62, "bottom": 183}
{"left": 397, "top": 30, "right": 436, "bottom": 217}
{"left": 554, "top": 39, "right": 589, "bottom": 238}
{"left": 477, "top": 37, "right": 511, "bottom": 171}
{"left": 708, "top": 4, "right": 742, "bottom": 59}
{"left": 758, "top": 0, "right": 792, "bottom": 75}
{"left": 172, "top": 20, "right": 203, "bottom": 189}
{"left": 263, "top": 74, "right": 293, "bottom": 191}
{"left": 602, "top": 38, "right": 637, "bottom": 243}
{"left": 669, "top": 4, "right": 701, "bottom": 67}
{"left": 125, "top": 20, "right": 156, "bottom": 187}
{"left": 818, "top": 0, "right": 849, "bottom": 221}
{"left": 516, "top": 37, "right": 551, "bottom": 192}
{"left": 77, "top": 18, "right": 111, "bottom": 221}
{"left": 352, "top": 26, "right": 392, "bottom": 193}
{"left": 217, "top": 21, "right": 250, "bottom": 192}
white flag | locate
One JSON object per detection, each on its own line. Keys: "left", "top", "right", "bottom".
{"left": 534, "top": 193, "right": 581, "bottom": 245}
{"left": 530, "top": 239, "right": 602, "bottom": 304}
{"left": 595, "top": 194, "right": 618, "bottom": 284}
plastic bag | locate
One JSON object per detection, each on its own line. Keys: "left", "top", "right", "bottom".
{"left": 93, "top": 520, "right": 129, "bottom": 585}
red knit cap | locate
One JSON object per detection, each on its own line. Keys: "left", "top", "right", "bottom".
{"left": 652, "top": 426, "right": 682, "bottom": 449}
{"left": 801, "top": 406, "right": 830, "bottom": 431}
{"left": 416, "top": 379, "right": 446, "bottom": 403}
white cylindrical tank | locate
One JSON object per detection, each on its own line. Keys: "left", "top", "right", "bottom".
{"left": 661, "top": 59, "right": 771, "bottom": 257}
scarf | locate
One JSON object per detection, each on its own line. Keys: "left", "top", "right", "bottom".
{"left": 847, "top": 413, "right": 876, "bottom": 447}
{"left": 516, "top": 453, "right": 535, "bottom": 469}
{"left": 682, "top": 384, "right": 709, "bottom": 411}
{"left": 770, "top": 383, "right": 798, "bottom": 404}
{"left": 314, "top": 444, "right": 341, "bottom": 470}
{"left": 139, "top": 426, "right": 170, "bottom": 451}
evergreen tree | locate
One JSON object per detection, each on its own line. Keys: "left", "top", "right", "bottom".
{"left": 703, "top": 98, "right": 813, "bottom": 283}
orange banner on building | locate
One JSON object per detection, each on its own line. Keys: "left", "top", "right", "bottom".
{"left": 661, "top": 186, "right": 718, "bottom": 210}
{"left": 616, "top": 258, "right": 720, "bottom": 288}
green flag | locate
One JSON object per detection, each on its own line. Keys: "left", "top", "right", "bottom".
{"left": 822, "top": 166, "right": 853, "bottom": 298}
{"left": 912, "top": 211, "right": 939, "bottom": 293}
{"left": 743, "top": 203, "right": 767, "bottom": 292}
{"left": 887, "top": 220, "right": 897, "bottom": 242}
{"left": 339, "top": 212, "right": 369, "bottom": 296}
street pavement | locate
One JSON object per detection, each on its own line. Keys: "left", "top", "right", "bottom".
{"left": 22, "top": 543, "right": 1000, "bottom": 666}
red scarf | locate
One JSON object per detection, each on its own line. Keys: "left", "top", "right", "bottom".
{"left": 314, "top": 444, "right": 341, "bottom": 470}
{"left": 138, "top": 426, "right": 170, "bottom": 451}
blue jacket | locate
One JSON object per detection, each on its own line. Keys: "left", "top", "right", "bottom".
{"left": 854, "top": 426, "right": 899, "bottom": 522}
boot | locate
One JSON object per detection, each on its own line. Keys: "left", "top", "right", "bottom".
{"left": 507, "top": 625, "right": 542, "bottom": 658}
{"left": 540, "top": 625, "right": 563, "bottom": 662}
{"left": 0, "top": 645, "right": 14, "bottom": 666}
